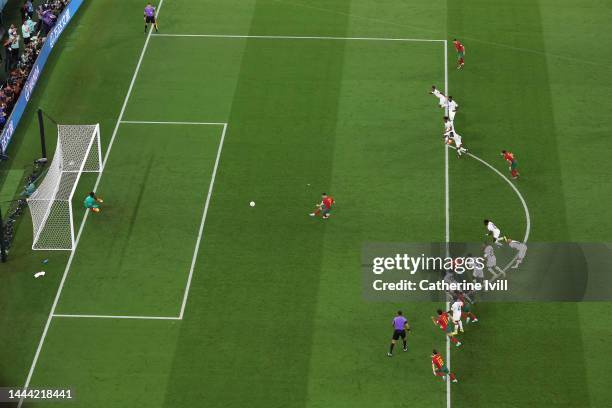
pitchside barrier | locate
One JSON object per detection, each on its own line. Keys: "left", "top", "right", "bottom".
{"left": 0, "top": 0, "right": 85, "bottom": 156}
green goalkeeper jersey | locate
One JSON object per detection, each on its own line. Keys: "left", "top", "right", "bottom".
{"left": 84, "top": 195, "right": 96, "bottom": 208}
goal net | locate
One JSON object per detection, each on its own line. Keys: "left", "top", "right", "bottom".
{"left": 27, "top": 124, "right": 102, "bottom": 250}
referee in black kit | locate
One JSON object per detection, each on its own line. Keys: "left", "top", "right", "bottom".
{"left": 388, "top": 310, "right": 411, "bottom": 356}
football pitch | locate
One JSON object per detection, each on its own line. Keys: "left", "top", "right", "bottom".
{"left": 2, "top": 0, "right": 612, "bottom": 407}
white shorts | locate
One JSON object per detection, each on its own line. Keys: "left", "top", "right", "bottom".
{"left": 452, "top": 312, "right": 462, "bottom": 322}
{"left": 449, "top": 110, "right": 457, "bottom": 121}
{"left": 473, "top": 267, "right": 484, "bottom": 279}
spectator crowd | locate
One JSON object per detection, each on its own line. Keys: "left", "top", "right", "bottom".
{"left": 0, "top": 0, "right": 70, "bottom": 130}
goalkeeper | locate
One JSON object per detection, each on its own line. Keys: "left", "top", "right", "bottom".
{"left": 84, "top": 192, "right": 104, "bottom": 213}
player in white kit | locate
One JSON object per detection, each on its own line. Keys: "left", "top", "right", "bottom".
{"left": 448, "top": 131, "right": 468, "bottom": 157}
{"left": 450, "top": 299, "right": 464, "bottom": 335}
{"left": 484, "top": 219, "right": 506, "bottom": 246}
{"left": 469, "top": 254, "right": 484, "bottom": 282}
{"left": 484, "top": 244, "right": 505, "bottom": 279}
{"left": 429, "top": 85, "right": 446, "bottom": 108}
{"left": 446, "top": 96, "right": 459, "bottom": 122}
{"left": 507, "top": 238, "right": 528, "bottom": 268}
{"left": 443, "top": 116, "right": 454, "bottom": 137}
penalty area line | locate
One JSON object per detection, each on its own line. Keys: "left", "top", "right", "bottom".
{"left": 178, "top": 123, "right": 228, "bottom": 319}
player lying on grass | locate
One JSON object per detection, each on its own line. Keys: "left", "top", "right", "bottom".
{"left": 453, "top": 39, "right": 465, "bottom": 69}
{"left": 144, "top": 2, "right": 158, "bottom": 33}
{"left": 484, "top": 219, "right": 506, "bottom": 246}
{"left": 432, "top": 309, "right": 462, "bottom": 347}
{"left": 445, "top": 131, "right": 468, "bottom": 158}
{"left": 429, "top": 86, "right": 446, "bottom": 108}
{"left": 309, "top": 193, "right": 334, "bottom": 219}
{"left": 501, "top": 150, "right": 520, "bottom": 179}
{"left": 432, "top": 349, "right": 458, "bottom": 383}
{"left": 84, "top": 192, "right": 104, "bottom": 213}
{"left": 388, "top": 310, "right": 411, "bottom": 356}
{"left": 506, "top": 238, "right": 528, "bottom": 269}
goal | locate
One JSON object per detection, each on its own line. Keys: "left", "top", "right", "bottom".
{"left": 27, "top": 124, "right": 102, "bottom": 250}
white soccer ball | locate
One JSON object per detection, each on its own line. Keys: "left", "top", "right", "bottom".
{"left": 250, "top": 201, "right": 255, "bottom": 207}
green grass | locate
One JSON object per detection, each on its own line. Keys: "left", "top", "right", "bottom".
{"left": 1, "top": 0, "right": 612, "bottom": 407}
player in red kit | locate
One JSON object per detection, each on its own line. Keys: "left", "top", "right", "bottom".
{"left": 431, "top": 350, "right": 458, "bottom": 383}
{"left": 453, "top": 39, "right": 465, "bottom": 69}
{"left": 309, "top": 193, "right": 335, "bottom": 219}
{"left": 501, "top": 150, "right": 520, "bottom": 179}
{"left": 431, "top": 309, "right": 462, "bottom": 347}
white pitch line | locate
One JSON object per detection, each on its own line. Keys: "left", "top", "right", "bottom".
{"left": 53, "top": 314, "right": 181, "bottom": 320}
{"left": 121, "top": 120, "right": 226, "bottom": 126}
{"left": 17, "top": 2, "right": 165, "bottom": 405}
{"left": 178, "top": 123, "right": 228, "bottom": 319}
{"left": 153, "top": 33, "right": 445, "bottom": 42}
{"left": 443, "top": 39, "right": 451, "bottom": 408}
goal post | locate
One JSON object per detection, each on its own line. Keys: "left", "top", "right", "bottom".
{"left": 27, "top": 124, "right": 102, "bottom": 250}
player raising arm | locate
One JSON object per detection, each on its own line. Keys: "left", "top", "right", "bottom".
{"left": 432, "top": 349, "right": 458, "bottom": 383}
{"left": 431, "top": 309, "right": 462, "bottom": 347}
{"left": 429, "top": 85, "right": 446, "bottom": 109}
